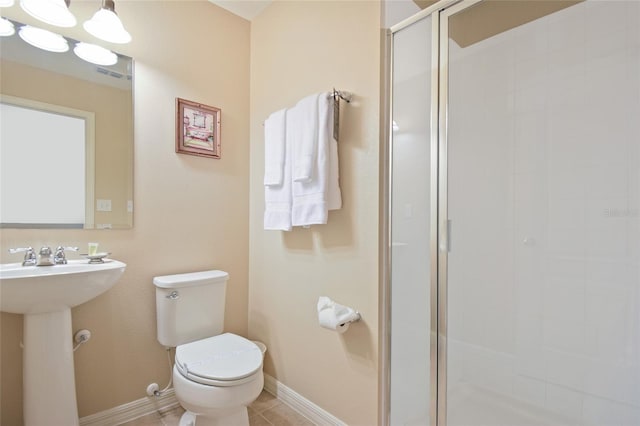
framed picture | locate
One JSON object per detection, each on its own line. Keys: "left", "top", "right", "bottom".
{"left": 176, "top": 98, "right": 221, "bottom": 159}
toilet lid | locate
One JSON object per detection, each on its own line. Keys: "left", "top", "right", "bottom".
{"left": 175, "top": 333, "right": 263, "bottom": 383}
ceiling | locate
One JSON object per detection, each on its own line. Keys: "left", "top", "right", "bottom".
{"left": 208, "top": 0, "right": 272, "bottom": 21}
{"left": 207, "top": 1, "right": 430, "bottom": 23}
{"left": 208, "top": 0, "right": 581, "bottom": 45}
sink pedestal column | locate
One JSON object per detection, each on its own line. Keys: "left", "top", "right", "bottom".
{"left": 24, "top": 308, "right": 79, "bottom": 426}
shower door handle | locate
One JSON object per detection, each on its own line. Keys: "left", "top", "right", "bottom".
{"left": 440, "top": 219, "right": 451, "bottom": 252}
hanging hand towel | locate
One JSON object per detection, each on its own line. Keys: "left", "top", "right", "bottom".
{"left": 292, "top": 92, "right": 341, "bottom": 226}
{"left": 264, "top": 109, "right": 293, "bottom": 231}
{"left": 264, "top": 109, "right": 286, "bottom": 186}
{"left": 291, "top": 94, "right": 319, "bottom": 183}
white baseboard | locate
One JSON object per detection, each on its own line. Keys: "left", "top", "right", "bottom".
{"left": 79, "top": 375, "right": 345, "bottom": 426}
{"left": 263, "top": 374, "right": 347, "bottom": 426}
{"left": 79, "top": 388, "right": 180, "bottom": 426}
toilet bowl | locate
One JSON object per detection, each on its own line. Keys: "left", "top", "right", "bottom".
{"left": 153, "top": 271, "right": 267, "bottom": 426}
{"left": 173, "top": 334, "right": 266, "bottom": 426}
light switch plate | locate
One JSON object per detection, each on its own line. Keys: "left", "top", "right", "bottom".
{"left": 96, "top": 199, "right": 112, "bottom": 212}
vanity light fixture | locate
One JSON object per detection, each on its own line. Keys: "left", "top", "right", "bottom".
{"left": 18, "top": 24, "right": 68, "bottom": 52}
{"left": 83, "top": 0, "right": 130, "bottom": 44}
{"left": 0, "top": 0, "right": 15, "bottom": 8}
{"left": 73, "top": 41, "right": 116, "bottom": 66}
{"left": 20, "top": 0, "right": 77, "bottom": 28}
{"left": 0, "top": 17, "right": 15, "bottom": 36}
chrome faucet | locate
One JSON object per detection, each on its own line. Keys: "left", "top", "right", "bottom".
{"left": 37, "top": 246, "right": 54, "bottom": 266}
{"left": 8, "top": 247, "right": 37, "bottom": 266}
{"left": 54, "top": 246, "right": 79, "bottom": 265}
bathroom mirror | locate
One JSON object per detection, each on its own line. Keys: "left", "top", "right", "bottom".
{"left": 0, "top": 20, "right": 133, "bottom": 229}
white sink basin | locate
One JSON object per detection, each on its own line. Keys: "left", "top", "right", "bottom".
{"left": 0, "top": 257, "right": 126, "bottom": 425}
{"left": 0, "top": 259, "right": 126, "bottom": 314}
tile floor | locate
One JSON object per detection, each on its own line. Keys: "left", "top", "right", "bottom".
{"left": 120, "top": 390, "right": 315, "bottom": 426}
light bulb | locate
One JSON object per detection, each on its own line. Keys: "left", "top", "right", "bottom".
{"left": 0, "top": 17, "right": 15, "bottom": 36}
{"left": 18, "top": 25, "right": 68, "bottom": 52}
{"left": 74, "top": 42, "right": 117, "bottom": 66}
{"left": 20, "top": 0, "right": 77, "bottom": 28}
{"left": 83, "top": 0, "right": 130, "bottom": 44}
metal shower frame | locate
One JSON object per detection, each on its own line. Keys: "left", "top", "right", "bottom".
{"left": 380, "top": 1, "right": 484, "bottom": 425}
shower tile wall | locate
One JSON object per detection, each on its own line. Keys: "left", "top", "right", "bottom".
{"left": 447, "top": 1, "right": 640, "bottom": 424}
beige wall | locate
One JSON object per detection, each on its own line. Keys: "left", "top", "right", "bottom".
{"left": 1, "top": 1, "right": 382, "bottom": 424}
{"left": 0, "top": 1, "right": 250, "bottom": 423}
{"left": 249, "top": 2, "right": 381, "bottom": 425}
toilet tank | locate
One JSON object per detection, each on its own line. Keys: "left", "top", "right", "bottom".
{"left": 153, "top": 270, "right": 228, "bottom": 347}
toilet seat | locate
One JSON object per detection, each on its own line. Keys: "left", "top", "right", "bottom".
{"left": 175, "top": 333, "right": 263, "bottom": 387}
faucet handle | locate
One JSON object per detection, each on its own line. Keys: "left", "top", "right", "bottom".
{"left": 8, "top": 247, "right": 37, "bottom": 266}
{"left": 9, "top": 246, "right": 32, "bottom": 254}
{"left": 54, "top": 246, "right": 79, "bottom": 265}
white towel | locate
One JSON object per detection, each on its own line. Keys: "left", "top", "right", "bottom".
{"left": 291, "top": 92, "right": 341, "bottom": 226}
{"left": 291, "top": 94, "right": 319, "bottom": 183}
{"left": 264, "top": 109, "right": 293, "bottom": 231}
{"left": 263, "top": 109, "right": 286, "bottom": 186}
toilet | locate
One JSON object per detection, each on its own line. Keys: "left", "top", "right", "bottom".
{"left": 154, "top": 270, "right": 265, "bottom": 426}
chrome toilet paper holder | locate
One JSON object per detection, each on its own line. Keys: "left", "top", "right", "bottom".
{"left": 339, "top": 312, "right": 361, "bottom": 327}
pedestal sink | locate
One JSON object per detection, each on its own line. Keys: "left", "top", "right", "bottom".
{"left": 0, "top": 259, "right": 126, "bottom": 426}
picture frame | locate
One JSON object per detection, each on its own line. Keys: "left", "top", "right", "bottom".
{"left": 176, "top": 98, "right": 221, "bottom": 159}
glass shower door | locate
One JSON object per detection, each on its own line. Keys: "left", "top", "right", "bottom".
{"left": 389, "top": 13, "right": 435, "bottom": 426}
{"left": 443, "top": 1, "right": 640, "bottom": 425}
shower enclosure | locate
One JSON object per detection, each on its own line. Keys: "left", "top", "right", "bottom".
{"left": 383, "top": 1, "right": 640, "bottom": 425}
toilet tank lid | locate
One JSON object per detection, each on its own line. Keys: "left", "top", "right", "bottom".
{"left": 153, "top": 270, "right": 229, "bottom": 288}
